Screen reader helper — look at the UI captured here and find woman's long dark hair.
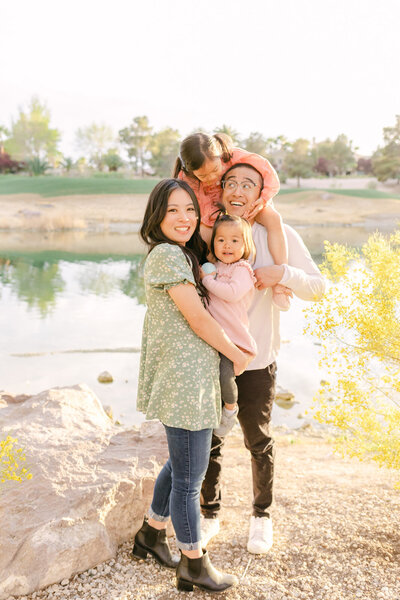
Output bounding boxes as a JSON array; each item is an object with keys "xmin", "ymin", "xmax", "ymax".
[
  {"xmin": 140, "ymin": 178, "xmax": 209, "ymax": 300},
  {"xmin": 172, "ymin": 132, "xmax": 234, "ymax": 179}
]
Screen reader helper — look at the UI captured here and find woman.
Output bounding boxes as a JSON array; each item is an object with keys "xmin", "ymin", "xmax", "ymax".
[{"xmin": 133, "ymin": 178, "xmax": 248, "ymax": 593}]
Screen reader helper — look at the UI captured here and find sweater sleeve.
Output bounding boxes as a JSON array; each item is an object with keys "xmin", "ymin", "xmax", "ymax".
[
  {"xmin": 203, "ymin": 264, "xmax": 255, "ymax": 302},
  {"xmin": 279, "ymin": 226, "xmax": 326, "ymax": 301},
  {"xmin": 232, "ymin": 148, "xmax": 280, "ymax": 205}
]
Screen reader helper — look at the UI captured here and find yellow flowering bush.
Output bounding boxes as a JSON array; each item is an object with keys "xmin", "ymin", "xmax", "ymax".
[
  {"xmin": 0, "ymin": 436, "xmax": 32, "ymax": 484},
  {"xmin": 305, "ymin": 231, "xmax": 400, "ymax": 486}
]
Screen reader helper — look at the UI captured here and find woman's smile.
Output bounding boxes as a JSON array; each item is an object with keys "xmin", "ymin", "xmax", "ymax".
[{"xmin": 160, "ymin": 188, "xmax": 198, "ymax": 245}]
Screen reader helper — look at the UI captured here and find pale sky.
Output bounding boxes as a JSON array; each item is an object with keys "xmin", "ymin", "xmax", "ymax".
[{"xmin": 1, "ymin": 0, "xmax": 399, "ymax": 157}]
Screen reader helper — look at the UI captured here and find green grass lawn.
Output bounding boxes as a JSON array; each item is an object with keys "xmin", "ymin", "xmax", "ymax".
[
  {"xmin": 1, "ymin": 175, "xmax": 399, "ymax": 200},
  {"xmin": 0, "ymin": 175, "xmax": 161, "ymax": 196}
]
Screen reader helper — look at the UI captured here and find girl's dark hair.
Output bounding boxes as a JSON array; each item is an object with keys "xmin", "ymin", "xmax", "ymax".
[
  {"xmin": 140, "ymin": 178, "xmax": 209, "ymax": 300},
  {"xmin": 210, "ymin": 211, "xmax": 256, "ymax": 262},
  {"xmin": 173, "ymin": 132, "xmax": 234, "ymax": 178}
]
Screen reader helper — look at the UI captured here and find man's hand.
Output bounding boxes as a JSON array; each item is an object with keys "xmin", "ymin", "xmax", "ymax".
[{"xmin": 254, "ymin": 265, "xmax": 285, "ymax": 290}]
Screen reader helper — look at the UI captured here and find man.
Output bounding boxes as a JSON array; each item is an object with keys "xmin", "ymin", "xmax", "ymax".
[{"xmin": 200, "ymin": 164, "xmax": 325, "ymax": 554}]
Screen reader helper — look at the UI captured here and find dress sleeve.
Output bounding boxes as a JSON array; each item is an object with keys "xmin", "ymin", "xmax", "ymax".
[
  {"xmin": 145, "ymin": 244, "xmax": 196, "ymax": 290},
  {"xmin": 232, "ymin": 148, "xmax": 280, "ymax": 206}
]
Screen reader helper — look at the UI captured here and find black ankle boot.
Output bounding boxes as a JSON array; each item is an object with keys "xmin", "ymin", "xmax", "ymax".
[
  {"xmin": 132, "ymin": 517, "xmax": 179, "ymax": 569},
  {"xmin": 176, "ymin": 550, "xmax": 238, "ymax": 592}
]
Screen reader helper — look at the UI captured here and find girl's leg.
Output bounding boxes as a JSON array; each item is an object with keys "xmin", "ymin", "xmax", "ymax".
[
  {"xmin": 214, "ymin": 354, "xmax": 238, "ymax": 437},
  {"xmin": 164, "ymin": 425, "xmax": 213, "ymax": 558},
  {"xmin": 256, "ymin": 206, "xmax": 291, "ymax": 311},
  {"xmin": 256, "ymin": 205, "xmax": 288, "ymax": 265}
]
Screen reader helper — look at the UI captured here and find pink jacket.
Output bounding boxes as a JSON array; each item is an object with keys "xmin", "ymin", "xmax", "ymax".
[
  {"xmin": 203, "ymin": 260, "xmax": 257, "ymax": 356},
  {"xmin": 178, "ymin": 147, "xmax": 280, "ymax": 227}
]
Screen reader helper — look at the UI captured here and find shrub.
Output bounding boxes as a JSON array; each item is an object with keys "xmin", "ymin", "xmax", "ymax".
[
  {"xmin": 0, "ymin": 152, "xmax": 25, "ymax": 173},
  {"xmin": 0, "ymin": 436, "xmax": 32, "ymax": 484},
  {"xmin": 305, "ymin": 233, "xmax": 400, "ymax": 486},
  {"xmin": 27, "ymin": 157, "xmax": 50, "ymax": 176}
]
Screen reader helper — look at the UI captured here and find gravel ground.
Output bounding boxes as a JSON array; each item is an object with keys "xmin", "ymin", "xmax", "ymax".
[{"xmin": 13, "ymin": 427, "xmax": 400, "ymax": 600}]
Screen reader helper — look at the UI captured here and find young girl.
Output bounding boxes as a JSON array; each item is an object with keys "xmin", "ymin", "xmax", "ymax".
[
  {"xmin": 173, "ymin": 132, "xmax": 290, "ymax": 311},
  {"xmin": 201, "ymin": 212, "xmax": 257, "ymax": 437},
  {"xmin": 133, "ymin": 178, "xmax": 249, "ymax": 593}
]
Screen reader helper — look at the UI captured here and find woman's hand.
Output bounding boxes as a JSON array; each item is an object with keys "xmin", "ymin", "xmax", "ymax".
[
  {"xmin": 233, "ymin": 350, "xmax": 253, "ymax": 376},
  {"xmin": 254, "ymin": 265, "xmax": 285, "ymax": 290}
]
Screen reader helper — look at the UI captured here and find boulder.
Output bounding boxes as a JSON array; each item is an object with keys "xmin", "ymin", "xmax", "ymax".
[{"xmin": 0, "ymin": 384, "xmax": 168, "ymax": 600}]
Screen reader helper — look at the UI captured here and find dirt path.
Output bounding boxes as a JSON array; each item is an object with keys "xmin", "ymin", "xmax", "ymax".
[{"xmin": 24, "ymin": 427, "xmax": 400, "ymax": 600}]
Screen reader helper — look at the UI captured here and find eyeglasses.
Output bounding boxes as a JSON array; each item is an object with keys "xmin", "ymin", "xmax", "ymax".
[{"xmin": 221, "ymin": 179, "xmax": 260, "ymax": 193}]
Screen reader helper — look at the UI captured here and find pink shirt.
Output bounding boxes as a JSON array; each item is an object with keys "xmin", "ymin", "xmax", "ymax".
[
  {"xmin": 203, "ymin": 260, "xmax": 257, "ymax": 356},
  {"xmin": 178, "ymin": 147, "xmax": 280, "ymax": 227}
]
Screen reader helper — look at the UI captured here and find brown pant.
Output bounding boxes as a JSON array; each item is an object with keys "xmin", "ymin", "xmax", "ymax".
[{"xmin": 200, "ymin": 362, "xmax": 276, "ymax": 519}]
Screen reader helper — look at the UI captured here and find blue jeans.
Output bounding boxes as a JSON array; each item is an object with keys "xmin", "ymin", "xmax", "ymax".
[{"xmin": 149, "ymin": 425, "xmax": 213, "ymax": 551}]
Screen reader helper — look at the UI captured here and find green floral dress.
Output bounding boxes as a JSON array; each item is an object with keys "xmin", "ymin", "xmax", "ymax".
[{"xmin": 136, "ymin": 243, "xmax": 221, "ymax": 431}]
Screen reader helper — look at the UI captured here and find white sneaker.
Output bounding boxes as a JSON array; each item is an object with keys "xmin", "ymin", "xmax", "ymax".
[
  {"xmin": 200, "ymin": 515, "xmax": 220, "ymax": 547},
  {"xmin": 247, "ymin": 516, "xmax": 273, "ymax": 554}
]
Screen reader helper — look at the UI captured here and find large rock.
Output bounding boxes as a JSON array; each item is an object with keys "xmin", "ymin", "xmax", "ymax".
[{"xmin": 0, "ymin": 384, "xmax": 168, "ymax": 600}]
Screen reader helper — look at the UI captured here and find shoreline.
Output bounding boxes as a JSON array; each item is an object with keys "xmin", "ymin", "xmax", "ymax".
[{"xmin": 0, "ymin": 190, "xmax": 399, "ymax": 229}]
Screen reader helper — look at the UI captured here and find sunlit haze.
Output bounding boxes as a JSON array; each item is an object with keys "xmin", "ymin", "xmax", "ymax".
[{"xmin": 1, "ymin": 0, "xmax": 399, "ymax": 157}]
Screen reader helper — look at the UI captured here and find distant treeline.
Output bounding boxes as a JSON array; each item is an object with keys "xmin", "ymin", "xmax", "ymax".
[{"xmin": 0, "ymin": 97, "xmax": 399, "ymax": 183}]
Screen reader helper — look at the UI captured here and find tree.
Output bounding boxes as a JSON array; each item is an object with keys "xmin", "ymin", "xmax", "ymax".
[
  {"xmin": 102, "ymin": 149, "xmax": 123, "ymax": 172},
  {"xmin": 305, "ymin": 232, "xmax": 400, "ymax": 485},
  {"xmin": 60, "ymin": 157, "xmax": 75, "ymax": 173},
  {"xmin": 119, "ymin": 116, "xmax": 152, "ymax": 176},
  {"xmin": 243, "ymin": 132, "xmax": 268, "ymax": 156},
  {"xmin": 314, "ymin": 156, "xmax": 338, "ymax": 177},
  {"xmin": 214, "ymin": 124, "xmax": 241, "ymax": 145},
  {"xmin": 283, "ymin": 138, "xmax": 314, "ymax": 186},
  {"xmin": 356, "ymin": 157, "xmax": 373, "ymax": 174},
  {"xmin": 372, "ymin": 115, "xmax": 400, "ymax": 183},
  {"xmin": 149, "ymin": 127, "xmax": 180, "ymax": 177},
  {"xmin": 75, "ymin": 123, "xmax": 115, "ymax": 171},
  {"xmin": 0, "ymin": 125, "xmax": 9, "ymax": 152},
  {"xmin": 4, "ymin": 97, "xmax": 60, "ymax": 162},
  {"xmin": 313, "ymin": 135, "xmax": 356, "ymax": 176}
]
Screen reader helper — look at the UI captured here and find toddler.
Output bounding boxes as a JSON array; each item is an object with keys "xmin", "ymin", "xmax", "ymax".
[{"xmin": 202, "ymin": 212, "xmax": 257, "ymax": 436}]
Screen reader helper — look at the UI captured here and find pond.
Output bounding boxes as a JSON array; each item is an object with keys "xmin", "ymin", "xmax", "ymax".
[{"xmin": 0, "ymin": 223, "xmax": 388, "ymax": 429}]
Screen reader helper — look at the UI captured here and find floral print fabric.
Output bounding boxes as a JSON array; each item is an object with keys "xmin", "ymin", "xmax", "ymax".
[{"xmin": 136, "ymin": 243, "xmax": 221, "ymax": 430}]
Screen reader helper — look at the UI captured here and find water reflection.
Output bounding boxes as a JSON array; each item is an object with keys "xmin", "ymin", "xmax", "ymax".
[
  {"xmin": 0, "ymin": 252, "xmax": 145, "ymax": 317},
  {"xmin": 0, "ymin": 258, "xmax": 65, "ymax": 316},
  {"xmin": 119, "ymin": 260, "xmax": 146, "ymax": 305}
]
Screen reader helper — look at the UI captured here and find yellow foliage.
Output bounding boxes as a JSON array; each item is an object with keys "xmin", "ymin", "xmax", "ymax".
[
  {"xmin": 305, "ymin": 231, "xmax": 400, "ymax": 486},
  {"xmin": 0, "ymin": 436, "xmax": 32, "ymax": 485}
]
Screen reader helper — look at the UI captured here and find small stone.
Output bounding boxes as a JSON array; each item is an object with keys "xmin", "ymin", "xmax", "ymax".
[
  {"xmin": 102, "ymin": 405, "xmax": 113, "ymax": 420},
  {"xmin": 97, "ymin": 371, "xmax": 113, "ymax": 383},
  {"xmin": 60, "ymin": 579, "xmax": 69, "ymax": 586}
]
